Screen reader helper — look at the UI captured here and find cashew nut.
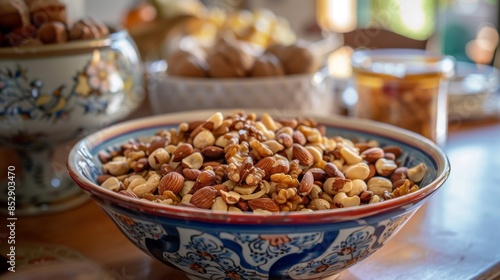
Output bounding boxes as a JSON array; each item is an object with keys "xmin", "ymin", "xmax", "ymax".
[
  {"xmin": 101, "ymin": 177, "xmax": 122, "ymax": 192},
  {"xmin": 132, "ymin": 173, "xmax": 161, "ymax": 197},
  {"xmin": 375, "ymin": 158, "xmax": 398, "ymax": 177},
  {"xmin": 211, "ymin": 197, "xmax": 228, "ymax": 212},
  {"xmin": 340, "ymin": 146, "xmax": 363, "ymax": 165},
  {"xmin": 347, "ymin": 179, "xmax": 367, "ymax": 197},
  {"xmin": 407, "ymin": 162, "xmax": 428, "ymax": 182},
  {"xmin": 333, "ymin": 192, "xmax": 361, "ymax": 208},
  {"xmin": 343, "ymin": 162, "xmax": 370, "ymax": 180},
  {"xmin": 367, "ymin": 176, "xmax": 393, "ymax": 196}
]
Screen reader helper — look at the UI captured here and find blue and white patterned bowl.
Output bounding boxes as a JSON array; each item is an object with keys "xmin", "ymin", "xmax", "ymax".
[{"xmin": 67, "ymin": 110, "xmax": 450, "ymax": 280}]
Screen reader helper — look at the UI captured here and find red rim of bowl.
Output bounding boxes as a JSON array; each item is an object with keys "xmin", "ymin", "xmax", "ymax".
[{"xmin": 67, "ymin": 109, "xmax": 450, "ymax": 225}]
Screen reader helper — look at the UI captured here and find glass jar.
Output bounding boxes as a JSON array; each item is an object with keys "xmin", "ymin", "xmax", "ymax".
[{"xmin": 351, "ymin": 49, "xmax": 455, "ymax": 146}]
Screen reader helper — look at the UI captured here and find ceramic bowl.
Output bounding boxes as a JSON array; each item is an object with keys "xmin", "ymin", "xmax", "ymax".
[
  {"xmin": 147, "ymin": 63, "xmax": 333, "ymax": 115},
  {"xmin": 67, "ymin": 110, "xmax": 449, "ymax": 280},
  {"xmin": 0, "ymin": 30, "xmax": 145, "ymax": 215}
]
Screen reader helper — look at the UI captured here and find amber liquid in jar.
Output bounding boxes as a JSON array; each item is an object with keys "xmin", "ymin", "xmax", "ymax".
[{"xmin": 351, "ymin": 50, "xmax": 453, "ymax": 146}]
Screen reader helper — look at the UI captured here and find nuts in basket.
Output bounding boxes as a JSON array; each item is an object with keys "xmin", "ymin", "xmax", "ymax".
[
  {"xmin": 97, "ymin": 111, "xmax": 428, "ymax": 213},
  {"xmin": 0, "ymin": 0, "xmax": 110, "ymax": 47},
  {"xmin": 166, "ymin": 39, "xmax": 318, "ymax": 78}
]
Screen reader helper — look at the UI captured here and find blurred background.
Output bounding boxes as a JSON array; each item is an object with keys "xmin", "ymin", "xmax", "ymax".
[
  {"xmin": 80, "ymin": 0, "xmax": 499, "ymax": 120},
  {"xmin": 82, "ymin": 0, "xmax": 499, "ymax": 69}
]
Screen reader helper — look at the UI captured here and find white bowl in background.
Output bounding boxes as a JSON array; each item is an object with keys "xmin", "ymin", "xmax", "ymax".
[{"xmin": 146, "ymin": 61, "xmax": 334, "ymax": 115}]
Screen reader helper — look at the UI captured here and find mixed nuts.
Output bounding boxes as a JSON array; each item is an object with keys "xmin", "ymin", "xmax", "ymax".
[{"xmin": 97, "ymin": 111, "xmax": 428, "ymax": 213}]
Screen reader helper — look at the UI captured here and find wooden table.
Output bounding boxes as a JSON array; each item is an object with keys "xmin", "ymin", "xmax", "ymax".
[{"xmin": 3, "ymin": 116, "xmax": 500, "ymax": 280}]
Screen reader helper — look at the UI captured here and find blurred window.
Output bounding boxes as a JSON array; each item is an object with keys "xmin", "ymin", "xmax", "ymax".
[
  {"xmin": 317, "ymin": 0, "xmax": 499, "ymax": 65},
  {"xmin": 317, "ymin": 0, "xmax": 436, "ymax": 40}
]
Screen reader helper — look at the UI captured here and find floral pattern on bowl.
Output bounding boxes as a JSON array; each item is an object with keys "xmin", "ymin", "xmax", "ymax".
[{"xmin": 101, "ymin": 205, "xmax": 413, "ymax": 280}]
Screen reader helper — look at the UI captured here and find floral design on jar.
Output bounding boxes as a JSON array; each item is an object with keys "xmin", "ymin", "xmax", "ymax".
[
  {"xmin": 0, "ymin": 50, "xmax": 134, "ymax": 123},
  {"xmin": 75, "ymin": 51, "xmax": 125, "ymax": 97}
]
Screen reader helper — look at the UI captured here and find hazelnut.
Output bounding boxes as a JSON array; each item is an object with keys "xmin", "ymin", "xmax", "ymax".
[
  {"xmin": 249, "ymin": 54, "xmax": 284, "ymax": 77},
  {"xmin": 69, "ymin": 18, "xmax": 109, "ymax": 41},
  {"xmin": 29, "ymin": 0, "xmax": 67, "ymax": 27},
  {"xmin": 266, "ymin": 43, "xmax": 318, "ymax": 75},
  {"xmin": 207, "ymin": 42, "xmax": 255, "ymax": 78},
  {"xmin": 37, "ymin": 21, "xmax": 67, "ymax": 44},
  {"xmin": 265, "ymin": 44, "xmax": 287, "ymax": 59},
  {"xmin": 166, "ymin": 51, "xmax": 208, "ymax": 78},
  {"xmin": 0, "ymin": 0, "xmax": 30, "ymax": 33}
]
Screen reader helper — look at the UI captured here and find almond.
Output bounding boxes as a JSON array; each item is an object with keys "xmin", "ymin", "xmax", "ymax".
[
  {"xmin": 158, "ymin": 172, "xmax": 185, "ymax": 195},
  {"xmin": 384, "ymin": 152, "xmax": 396, "ymax": 161},
  {"xmin": 292, "ymin": 130, "xmax": 307, "ymax": 145},
  {"xmin": 201, "ymin": 145, "xmax": 225, "ymax": 159},
  {"xmin": 360, "ymin": 147, "xmax": 384, "ymax": 163},
  {"xmin": 254, "ymin": 156, "xmax": 276, "ymax": 174},
  {"xmin": 189, "ymin": 121, "xmax": 214, "ymax": 139},
  {"xmin": 324, "ymin": 162, "xmax": 344, "ymax": 178},
  {"xmin": 177, "ymin": 202, "xmax": 199, "ymax": 209},
  {"xmin": 292, "ymin": 143, "xmax": 314, "ymax": 166},
  {"xmin": 147, "ymin": 136, "xmax": 168, "ymax": 155},
  {"xmin": 382, "ymin": 145, "xmax": 403, "ymax": 158},
  {"xmin": 190, "ymin": 186, "xmax": 217, "ymax": 209},
  {"xmin": 202, "ymin": 161, "xmax": 222, "ymax": 169},
  {"xmin": 188, "ymin": 120, "xmax": 204, "ymax": 131},
  {"xmin": 183, "ymin": 168, "xmax": 201, "ymax": 181},
  {"xmin": 248, "ymin": 198, "xmax": 279, "ymax": 212},
  {"xmin": 118, "ymin": 189, "xmax": 139, "ymax": 198},
  {"xmin": 306, "ymin": 168, "xmax": 327, "ymax": 182},
  {"xmin": 298, "ymin": 171, "xmax": 314, "ymax": 196},
  {"xmin": 190, "ymin": 169, "xmax": 216, "ymax": 193},
  {"xmin": 276, "ymin": 133, "xmax": 293, "ymax": 148},
  {"xmin": 237, "ymin": 201, "xmax": 249, "ymax": 211},
  {"xmin": 354, "ymin": 142, "xmax": 372, "ymax": 153},
  {"xmin": 367, "ymin": 164, "xmax": 376, "ymax": 180},
  {"xmin": 98, "ymin": 151, "xmax": 110, "ymax": 163},
  {"xmin": 390, "ymin": 167, "xmax": 408, "ymax": 183},
  {"xmin": 393, "ymin": 178, "xmax": 414, "ymax": 189},
  {"xmin": 276, "ymin": 118, "xmax": 298, "ymax": 129},
  {"xmin": 172, "ymin": 143, "xmax": 194, "ymax": 162},
  {"xmin": 160, "ymin": 163, "xmax": 174, "ymax": 175},
  {"xmin": 359, "ymin": 190, "xmax": 373, "ymax": 203}
]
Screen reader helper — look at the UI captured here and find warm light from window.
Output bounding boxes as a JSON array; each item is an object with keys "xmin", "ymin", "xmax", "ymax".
[
  {"xmin": 316, "ymin": 0, "xmax": 357, "ymax": 33},
  {"xmin": 477, "ymin": 24, "xmax": 499, "ymax": 51},
  {"xmin": 400, "ymin": 0, "xmax": 426, "ymax": 32},
  {"xmin": 466, "ymin": 24, "xmax": 499, "ymax": 64},
  {"xmin": 327, "ymin": 46, "xmax": 354, "ymax": 78},
  {"xmin": 371, "ymin": 0, "xmax": 434, "ymax": 40}
]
